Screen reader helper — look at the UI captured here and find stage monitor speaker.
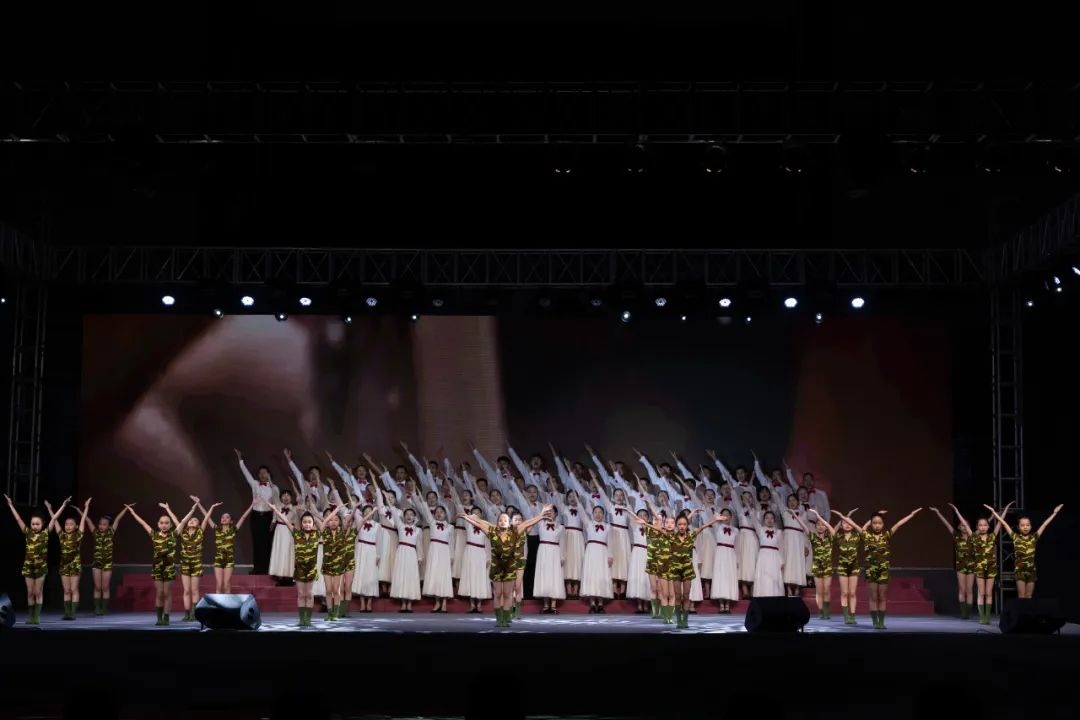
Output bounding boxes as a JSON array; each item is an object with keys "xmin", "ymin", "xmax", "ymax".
[
  {"xmin": 0, "ymin": 593, "xmax": 14, "ymax": 629},
  {"xmin": 744, "ymin": 596, "xmax": 810, "ymax": 632},
  {"xmin": 999, "ymin": 598, "xmax": 1066, "ymax": 635},
  {"xmin": 194, "ymin": 593, "xmax": 262, "ymax": 630}
]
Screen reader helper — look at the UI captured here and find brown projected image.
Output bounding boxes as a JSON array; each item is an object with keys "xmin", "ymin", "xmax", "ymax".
[{"xmin": 81, "ymin": 313, "xmax": 954, "ymax": 566}]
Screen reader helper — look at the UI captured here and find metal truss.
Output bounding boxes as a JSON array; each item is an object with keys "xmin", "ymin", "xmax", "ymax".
[
  {"xmin": 45, "ymin": 246, "xmax": 988, "ymax": 288},
  {"xmin": 990, "ymin": 286, "xmax": 1024, "ymax": 608},
  {"xmin": 994, "ymin": 192, "xmax": 1080, "ymax": 281},
  {"xmin": 6, "ymin": 283, "xmax": 47, "ymax": 506},
  {"xmin": 0, "ymin": 223, "xmax": 43, "ymax": 279},
  {"xmin": 3, "ymin": 80, "xmax": 1078, "ymax": 144}
]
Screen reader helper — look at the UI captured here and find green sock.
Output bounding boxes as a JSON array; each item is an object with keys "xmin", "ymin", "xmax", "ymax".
[
  {"xmin": 513, "ymin": 603, "xmax": 521, "ymax": 619},
  {"xmin": 822, "ymin": 601, "xmax": 830, "ymax": 619},
  {"xmin": 155, "ymin": 606, "xmax": 163, "ymax": 624},
  {"xmin": 650, "ymin": 598, "xmax": 658, "ymax": 617},
  {"xmin": 340, "ymin": 601, "xmax": 350, "ymax": 617},
  {"xmin": 878, "ymin": 611, "xmax": 887, "ymax": 629},
  {"xmin": 93, "ymin": 598, "xmax": 101, "ymax": 615},
  {"xmin": 959, "ymin": 602, "xmax": 968, "ymax": 619},
  {"xmin": 664, "ymin": 605, "xmax": 674, "ymax": 624}
]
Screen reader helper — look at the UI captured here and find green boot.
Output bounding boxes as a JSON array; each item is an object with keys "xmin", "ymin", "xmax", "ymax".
[
  {"xmin": 650, "ymin": 598, "xmax": 658, "ymax": 618},
  {"xmin": 101, "ymin": 597, "xmax": 109, "ymax": 615},
  {"xmin": 878, "ymin": 611, "xmax": 887, "ymax": 629},
  {"xmin": 305, "ymin": 607, "xmax": 314, "ymax": 626},
  {"xmin": 959, "ymin": 602, "xmax": 969, "ymax": 619},
  {"xmin": 822, "ymin": 601, "xmax": 831, "ymax": 619},
  {"xmin": 26, "ymin": 604, "xmax": 37, "ymax": 625},
  {"xmin": 818, "ymin": 604, "xmax": 826, "ymax": 620},
  {"xmin": 61, "ymin": 601, "xmax": 71, "ymax": 619},
  {"xmin": 663, "ymin": 605, "xmax": 674, "ymax": 625},
  {"xmin": 980, "ymin": 604, "xmax": 991, "ymax": 625},
  {"xmin": 93, "ymin": 598, "xmax": 101, "ymax": 615},
  {"xmin": 339, "ymin": 602, "xmax": 350, "ymax": 618},
  {"xmin": 155, "ymin": 606, "xmax": 164, "ymax": 626},
  {"xmin": 513, "ymin": 602, "xmax": 521, "ymax": 619},
  {"xmin": 677, "ymin": 606, "xmax": 689, "ymax": 629}
]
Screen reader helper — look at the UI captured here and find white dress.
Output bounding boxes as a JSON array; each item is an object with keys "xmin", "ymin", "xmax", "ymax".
[
  {"xmin": 626, "ymin": 523, "xmax": 652, "ymax": 600},
  {"xmin": 452, "ymin": 510, "xmax": 470, "ymax": 580},
  {"xmin": 562, "ymin": 505, "xmax": 585, "ymax": 582},
  {"xmin": 689, "ymin": 547, "xmax": 703, "ymax": 602},
  {"xmin": 753, "ymin": 526, "xmax": 784, "ymax": 597},
  {"xmin": 608, "ymin": 506, "xmax": 632, "ymax": 582},
  {"xmin": 736, "ymin": 508, "xmax": 758, "ymax": 583},
  {"xmin": 709, "ymin": 523, "xmax": 740, "ymax": 601},
  {"xmin": 581, "ymin": 522, "xmax": 614, "ymax": 599},
  {"xmin": 422, "ymin": 519, "xmax": 454, "ymax": 599},
  {"xmin": 268, "ymin": 507, "xmax": 297, "ymax": 578},
  {"xmin": 377, "ymin": 507, "xmax": 398, "ymax": 584},
  {"xmin": 390, "ymin": 521, "xmax": 422, "ymax": 601},
  {"xmin": 457, "ymin": 524, "xmax": 492, "ymax": 599},
  {"xmin": 312, "ymin": 543, "xmax": 326, "ymax": 597},
  {"xmin": 695, "ymin": 504, "xmax": 717, "ymax": 580},
  {"xmin": 780, "ymin": 509, "xmax": 808, "ymax": 585},
  {"xmin": 351, "ymin": 519, "xmax": 381, "ymax": 597},
  {"xmin": 532, "ymin": 520, "xmax": 566, "ymax": 599}
]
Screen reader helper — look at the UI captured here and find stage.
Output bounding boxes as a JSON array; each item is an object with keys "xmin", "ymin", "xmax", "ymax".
[{"xmin": 2, "ymin": 612, "xmax": 1079, "ymax": 720}]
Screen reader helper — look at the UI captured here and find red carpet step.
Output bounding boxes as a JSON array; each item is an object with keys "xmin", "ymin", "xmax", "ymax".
[{"xmin": 112, "ymin": 573, "xmax": 936, "ymax": 614}]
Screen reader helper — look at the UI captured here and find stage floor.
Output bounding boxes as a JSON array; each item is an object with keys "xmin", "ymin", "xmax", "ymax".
[{"xmin": 12, "ymin": 610, "xmax": 1080, "ymax": 635}]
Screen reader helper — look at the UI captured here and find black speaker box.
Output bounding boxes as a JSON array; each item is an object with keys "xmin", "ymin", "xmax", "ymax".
[
  {"xmin": 193, "ymin": 593, "xmax": 262, "ymax": 630},
  {"xmin": 0, "ymin": 593, "xmax": 14, "ymax": 629},
  {"xmin": 999, "ymin": 598, "xmax": 1066, "ymax": 634},
  {"xmin": 744, "ymin": 596, "xmax": 811, "ymax": 632}
]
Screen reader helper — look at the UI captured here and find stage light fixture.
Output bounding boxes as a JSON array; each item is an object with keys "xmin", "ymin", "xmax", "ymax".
[
  {"xmin": 621, "ymin": 310, "xmax": 632, "ymax": 323},
  {"xmin": 744, "ymin": 316, "xmax": 753, "ymax": 325},
  {"xmin": 0, "ymin": 297, "xmax": 6, "ymax": 304},
  {"xmin": 718, "ymin": 297, "xmax": 733, "ymax": 308},
  {"xmin": 779, "ymin": 141, "xmax": 806, "ymax": 174},
  {"xmin": 212, "ymin": 308, "xmax": 224, "ymax": 318},
  {"xmin": 275, "ymin": 312, "xmax": 288, "ymax": 321},
  {"xmin": 654, "ymin": 297, "xmax": 667, "ymax": 308},
  {"xmin": 432, "ymin": 298, "xmax": 444, "ymax": 308},
  {"xmin": 343, "ymin": 315, "xmax": 353, "ymax": 324},
  {"xmin": 624, "ymin": 143, "xmax": 648, "ymax": 174},
  {"xmin": 783, "ymin": 297, "xmax": 798, "ymax": 309},
  {"xmin": 538, "ymin": 297, "xmax": 552, "ymax": 309},
  {"xmin": 850, "ymin": 296, "xmax": 866, "ymax": 309},
  {"xmin": 905, "ymin": 145, "xmax": 931, "ymax": 174},
  {"xmin": 590, "ymin": 298, "xmax": 603, "ymax": 308},
  {"xmin": 299, "ymin": 296, "xmax": 312, "ymax": 307},
  {"xmin": 680, "ymin": 315, "xmax": 687, "ymax": 322},
  {"xmin": 410, "ymin": 313, "xmax": 419, "ymax": 321},
  {"xmin": 814, "ymin": 312, "xmax": 824, "ymax": 324},
  {"xmin": 365, "ymin": 296, "xmax": 378, "ymax": 307},
  {"xmin": 1073, "ymin": 266, "xmax": 1080, "ymax": 277},
  {"xmin": 702, "ymin": 144, "xmax": 729, "ymax": 174},
  {"xmin": 1025, "ymin": 299, "xmax": 1035, "ymax": 308},
  {"xmin": 1055, "ymin": 286, "xmax": 1063, "ymax": 293},
  {"xmin": 161, "ymin": 295, "xmax": 176, "ymax": 306},
  {"xmin": 1052, "ymin": 275, "xmax": 1062, "ymax": 286},
  {"xmin": 241, "ymin": 295, "xmax": 255, "ymax": 307}
]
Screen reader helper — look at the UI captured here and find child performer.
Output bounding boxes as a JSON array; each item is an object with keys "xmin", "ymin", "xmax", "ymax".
[
  {"xmin": 708, "ymin": 507, "xmax": 739, "ymax": 614},
  {"xmin": 7, "ymin": 495, "xmax": 67, "ymax": 624},
  {"xmin": 533, "ymin": 505, "xmax": 566, "ymax": 613},
  {"xmin": 632, "ymin": 508, "xmax": 721, "ymax": 628},
  {"xmin": 459, "ymin": 505, "xmax": 551, "ymax": 627},
  {"xmin": 269, "ymin": 486, "xmax": 302, "ymax": 586},
  {"xmin": 389, "ymin": 501, "xmax": 423, "ymax": 613},
  {"xmin": 551, "ymin": 481, "xmax": 584, "ymax": 598},
  {"xmin": 780, "ymin": 494, "xmax": 809, "ymax": 597},
  {"xmin": 968, "ymin": 501, "xmax": 1013, "ymax": 624},
  {"xmin": 268, "ymin": 503, "xmax": 326, "ymax": 626},
  {"xmin": 54, "ymin": 497, "xmax": 92, "ymax": 620},
  {"xmin": 199, "ymin": 500, "xmax": 255, "ymax": 594},
  {"xmin": 929, "ymin": 504, "xmax": 975, "ymax": 618},
  {"xmin": 412, "ymin": 496, "xmax": 455, "ymax": 613},
  {"xmin": 126, "ymin": 503, "xmax": 188, "ymax": 625},
  {"xmin": 734, "ymin": 490, "xmax": 759, "ymax": 599},
  {"xmin": 176, "ymin": 498, "xmax": 213, "ymax": 621},
  {"xmin": 457, "ymin": 506, "xmax": 493, "ymax": 612},
  {"xmin": 831, "ymin": 509, "xmax": 862, "ymax": 624},
  {"xmin": 985, "ymin": 502, "xmax": 1063, "ymax": 600},
  {"xmin": 837, "ymin": 507, "xmax": 922, "ymax": 629},
  {"xmin": 87, "ymin": 503, "xmax": 130, "ymax": 615},
  {"xmin": 349, "ymin": 503, "xmax": 381, "ymax": 612},
  {"xmin": 320, "ymin": 502, "xmax": 355, "ymax": 621},
  {"xmin": 626, "ymin": 508, "xmax": 654, "ymax": 614},
  {"xmin": 804, "ymin": 509, "xmax": 836, "ymax": 619}
]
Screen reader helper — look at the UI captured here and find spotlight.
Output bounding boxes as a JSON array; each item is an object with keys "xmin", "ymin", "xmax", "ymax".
[
  {"xmin": 365, "ymin": 296, "xmax": 378, "ymax": 307},
  {"xmin": 624, "ymin": 143, "xmax": 647, "ymax": 174},
  {"xmin": 1073, "ymin": 266, "xmax": 1080, "ymax": 277},
  {"xmin": 161, "ymin": 295, "xmax": 176, "ymax": 307},
  {"xmin": 1052, "ymin": 275, "xmax": 1062, "ymax": 286},
  {"xmin": 654, "ymin": 297, "xmax": 667, "ymax": 308},
  {"xmin": 343, "ymin": 315, "xmax": 353, "ymax": 324},
  {"xmin": 299, "ymin": 296, "xmax": 312, "ymax": 307},
  {"xmin": 275, "ymin": 312, "xmax": 288, "ymax": 322},
  {"xmin": 621, "ymin": 310, "xmax": 632, "ymax": 323},
  {"xmin": 850, "ymin": 296, "xmax": 866, "ymax": 309},
  {"xmin": 680, "ymin": 314, "xmax": 687, "ymax": 322},
  {"xmin": 718, "ymin": 297, "xmax": 733, "ymax": 308},
  {"xmin": 1024, "ymin": 299, "xmax": 1035, "ymax": 308},
  {"xmin": 432, "ymin": 298, "xmax": 444, "ymax": 308},
  {"xmin": 744, "ymin": 316, "xmax": 753, "ymax": 325},
  {"xmin": 783, "ymin": 297, "xmax": 798, "ymax": 309},
  {"xmin": 212, "ymin": 308, "xmax": 224, "ymax": 318},
  {"xmin": 590, "ymin": 298, "xmax": 603, "ymax": 308},
  {"xmin": 779, "ymin": 140, "xmax": 807, "ymax": 174},
  {"xmin": 905, "ymin": 145, "xmax": 931, "ymax": 175},
  {"xmin": 241, "ymin": 295, "xmax": 255, "ymax": 307},
  {"xmin": 1055, "ymin": 286, "xmax": 1063, "ymax": 294},
  {"xmin": 701, "ymin": 144, "xmax": 729, "ymax": 174},
  {"xmin": 538, "ymin": 297, "xmax": 552, "ymax": 309},
  {"xmin": 410, "ymin": 313, "xmax": 419, "ymax": 321},
  {"xmin": 0, "ymin": 297, "xmax": 6, "ymax": 304},
  {"xmin": 975, "ymin": 142, "xmax": 1007, "ymax": 174},
  {"xmin": 814, "ymin": 312, "xmax": 824, "ymax": 324}
]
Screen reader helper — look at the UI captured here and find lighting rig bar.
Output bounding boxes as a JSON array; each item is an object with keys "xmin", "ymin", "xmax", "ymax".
[{"xmin": 995, "ymin": 191, "xmax": 1080, "ymax": 280}]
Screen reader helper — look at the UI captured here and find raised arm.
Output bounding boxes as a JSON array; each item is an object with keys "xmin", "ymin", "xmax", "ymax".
[
  {"xmin": 45, "ymin": 498, "xmax": 71, "ymax": 533},
  {"xmin": 583, "ymin": 444, "xmax": 613, "ymax": 485},
  {"xmin": 401, "ymin": 442, "xmax": 432, "ymax": 491},
  {"xmin": 889, "ymin": 507, "xmax": 922, "ymax": 535},
  {"xmin": 782, "ymin": 460, "xmax": 800, "ymax": 493},
  {"xmin": 928, "ymin": 507, "xmax": 954, "ymax": 534},
  {"xmin": 4, "ymin": 494, "xmax": 27, "ymax": 531},
  {"xmin": 831, "ymin": 509, "xmax": 861, "ymax": 531},
  {"xmin": 517, "ymin": 505, "xmax": 555, "ymax": 534},
  {"xmin": 234, "ymin": 501, "xmax": 256, "ymax": 529},
  {"xmin": 1036, "ymin": 504, "xmax": 1064, "ymax": 537},
  {"xmin": 235, "ymin": 448, "xmax": 260, "ymax": 492},
  {"xmin": 588, "ymin": 471, "xmax": 614, "ymax": 515},
  {"xmin": 171, "ymin": 501, "xmax": 198, "ymax": 534},
  {"xmin": 459, "ymin": 512, "xmax": 494, "ymax": 534},
  {"xmin": 751, "ymin": 452, "xmax": 769, "ymax": 486},
  {"xmin": 110, "ymin": 505, "xmax": 130, "ymax": 533},
  {"xmin": 635, "ymin": 448, "xmax": 661, "ymax": 488},
  {"xmin": 201, "ymin": 502, "xmax": 222, "ymax": 530},
  {"xmin": 470, "ymin": 444, "xmax": 501, "ymax": 485},
  {"xmin": 126, "ymin": 505, "xmax": 154, "ymax": 536},
  {"xmin": 76, "ymin": 498, "xmax": 92, "ymax": 535},
  {"xmin": 268, "ymin": 503, "xmax": 295, "ymax": 531},
  {"xmin": 706, "ymin": 449, "xmax": 735, "ymax": 486},
  {"xmin": 947, "ymin": 503, "xmax": 972, "ymax": 535},
  {"xmin": 982, "ymin": 504, "xmax": 1013, "ymax": 536},
  {"xmin": 507, "ymin": 446, "xmax": 534, "ymax": 485},
  {"xmin": 806, "ymin": 508, "xmax": 835, "ymax": 536}
]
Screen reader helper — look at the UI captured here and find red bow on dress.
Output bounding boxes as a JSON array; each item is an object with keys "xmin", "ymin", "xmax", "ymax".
[
  {"xmin": 591, "ymin": 493, "xmax": 600, "ymax": 499},
  {"xmin": 258, "ymin": 481, "xmax": 268, "ymax": 486},
  {"xmin": 405, "ymin": 527, "xmax": 414, "ymax": 536},
  {"xmin": 594, "ymin": 524, "xmax": 605, "ymax": 532},
  {"xmin": 545, "ymin": 523, "xmax": 556, "ymax": 531},
  {"xmin": 760, "ymin": 503, "xmax": 770, "ymax": 510},
  {"xmin": 473, "ymin": 527, "xmax": 482, "ymax": 535},
  {"xmin": 803, "ymin": 504, "xmax": 811, "ymax": 511},
  {"xmin": 363, "ymin": 522, "xmax": 372, "ymax": 530},
  {"xmin": 615, "ymin": 508, "xmax": 624, "ymax": 516},
  {"xmin": 765, "ymin": 530, "xmax": 775, "ymax": 539},
  {"xmin": 569, "ymin": 509, "xmax": 578, "ymax": 517},
  {"xmin": 384, "ymin": 510, "xmax": 393, "ymax": 520},
  {"xmin": 436, "ymin": 522, "xmax": 445, "ymax": 531},
  {"xmin": 722, "ymin": 527, "xmax": 732, "ymax": 536}
]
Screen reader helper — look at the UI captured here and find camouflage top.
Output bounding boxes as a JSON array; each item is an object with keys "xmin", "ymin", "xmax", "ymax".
[
  {"xmin": 668, "ymin": 530, "xmax": 698, "ymax": 565},
  {"xmin": 834, "ymin": 530, "xmax": 861, "ymax": 569},
  {"xmin": 179, "ymin": 528, "xmax": 205, "ymax": 565},
  {"xmin": 969, "ymin": 531, "xmax": 997, "ymax": 575},
  {"xmin": 647, "ymin": 527, "xmax": 672, "ymax": 570},
  {"xmin": 953, "ymin": 529, "xmax": 973, "ymax": 570},
  {"xmin": 486, "ymin": 528, "xmax": 522, "ymax": 580},
  {"xmin": 1010, "ymin": 531, "xmax": 1037, "ymax": 575},
  {"xmin": 215, "ymin": 525, "xmax": 237, "ymax": 554},
  {"xmin": 809, "ymin": 532, "xmax": 833, "ymax": 568},
  {"xmin": 152, "ymin": 531, "xmax": 177, "ymax": 565},
  {"xmin": 24, "ymin": 527, "xmax": 48, "ymax": 563},
  {"xmin": 92, "ymin": 527, "xmax": 115, "ymax": 567},
  {"xmin": 292, "ymin": 529, "xmax": 321, "ymax": 576},
  {"xmin": 59, "ymin": 530, "xmax": 84, "ymax": 570},
  {"xmin": 863, "ymin": 529, "xmax": 891, "ymax": 569}
]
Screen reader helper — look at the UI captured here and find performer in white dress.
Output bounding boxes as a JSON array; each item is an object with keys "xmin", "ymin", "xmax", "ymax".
[
  {"xmin": 457, "ymin": 506, "xmax": 493, "ymax": 612},
  {"xmin": 750, "ymin": 508, "xmax": 785, "ymax": 597},
  {"xmin": 268, "ymin": 487, "xmax": 301, "ymax": 584},
  {"xmin": 709, "ymin": 507, "xmax": 739, "ymax": 612},
  {"xmin": 412, "ymin": 496, "xmax": 454, "ymax": 612},
  {"xmin": 550, "ymin": 480, "xmax": 584, "ymax": 597},
  {"xmin": 363, "ymin": 455, "xmax": 401, "ymax": 595},
  {"xmin": 780, "ymin": 493, "xmax": 809, "ymax": 596},
  {"xmin": 389, "ymin": 505, "xmax": 423, "ymax": 612},
  {"xmin": 734, "ymin": 490, "xmax": 759, "ymax": 598},
  {"xmin": 626, "ymin": 508, "xmax": 653, "ymax": 612},
  {"xmin": 350, "ymin": 503, "xmax": 381, "ymax": 611},
  {"xmin": 580, "ymin": 501, "xmax": 614, "ymax": 612},
  {"xmin": 607, "ymin": 488, "xmax": 633, "ymax": 598},
  {"xmin": 532, "ymin": 507, "xmax": 566, "ymax": 613}
]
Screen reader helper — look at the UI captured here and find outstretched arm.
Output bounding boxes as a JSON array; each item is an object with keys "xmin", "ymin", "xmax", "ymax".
[
  {"xmin": 1036, "ymin": 504, "xmax": 1064, "ymax": 537},
  {"xmin": 831, "ymin": 509, "xmax": 861, "ymax": 531},
  {"xmin": 268, "ymin": 504, "xmax": 295, "ymax": 531},
  {"xmin": 789, "ymin": 508, "xmax": 811, "ymax": 534},
  {"xmin": 518, "ymin": 505, "xmax": 555, "ymax": 534},
  {"xmin": 890, "ymin": 508, "xmax": 922, "ymax": 535},
  {"xmin": 201, "ymin": 502, "xmax": 222, "ymax": 530},
  {"xmin": 46, "ymin": 498, "xmax": 72, "ymax": 533},
  {"xmin": 126, "ymin": 505, "xmax": 154, "ymax": 536},
  {"xmin": 78, "ymin": 498, "xmax": 92, "ymax": 535},
  {"xmin": 459, "ymin": 512, "xmax": 494, "ymax": 534},
  {"xmin": 982, "ymin": 504, "xmax": 1013, "ymax": 537},
  {"xmin": 807, "ymin": 509, "xmax": 835, "ymax": 536},
  {"xmin": 4, "ymin": 494, "xmax": 27, "ymax": 531},
  {"xmin": 110, "ymin": 505, "xmax": 130, "ymax": 533},
  {"xmin": 928, "ymin": 507, "xmax": 954, "ymax": 534},
  {"xmin": 171, "ymin": 502, "xmax": 198, "ymax": 534},
  {"xmin": 234, "ymin": 501, "xmax": 256, "ymax": 529},
  {"xmin": 947, "ymin": 503, "xmax": 972, "ymax": 535}
]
